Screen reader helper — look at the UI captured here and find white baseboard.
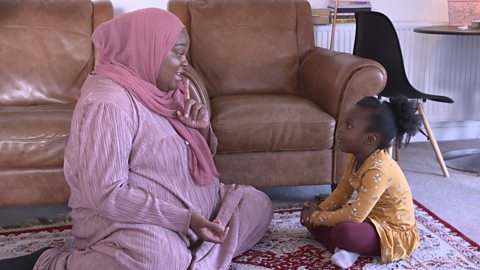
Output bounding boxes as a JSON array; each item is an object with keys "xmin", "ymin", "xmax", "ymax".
[{"xmin": 411, "ymin": 120, "xmax": 480, "ymax": 142}]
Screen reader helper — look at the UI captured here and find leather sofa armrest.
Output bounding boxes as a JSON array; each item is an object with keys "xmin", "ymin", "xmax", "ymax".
[
  {"xmin": 92, "ymin": 0, "xmax": 113, "ymax": 64},
  {"xmin": 299, "ymin": 47, "xmax": 386, "ymax": 123},
  {"xmin": 300, "ymin": 47, "xmax": 386, "ymax": 185},
  {"xmin": 181, "ymin": 65, "xmax": 211, "ymax": 118}
]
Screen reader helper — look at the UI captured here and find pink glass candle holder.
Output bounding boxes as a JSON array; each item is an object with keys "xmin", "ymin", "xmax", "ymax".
[{"xmin": 448, "ymin": 0, "xmax": 480, "ymax": 26}]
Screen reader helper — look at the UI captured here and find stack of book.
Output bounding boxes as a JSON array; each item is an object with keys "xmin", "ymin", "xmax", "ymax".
[
  {"xmin": 312, "ymin": 8, "xmax": 331, "ymax": 25},
  {"xmin": 328, "ymin": 0, "xmax": 371, "ymax": 24}
]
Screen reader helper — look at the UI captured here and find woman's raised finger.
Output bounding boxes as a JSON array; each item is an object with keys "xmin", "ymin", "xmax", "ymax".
[
  {"xmin": 184, "ymin": 79, "xmax": 191, "ymax": 100},
  {"xmin": 183, "ymin": 98, "xmax": 195, "ymax": 118},
  {"xmin": 190, "ymin": 103, "xmax": 203, "ymax": 121}
]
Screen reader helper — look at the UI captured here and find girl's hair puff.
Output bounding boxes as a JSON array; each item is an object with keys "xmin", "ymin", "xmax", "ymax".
[{"xmin": 356, "ymin": 96, "xmax": 421, "ymax": 149}]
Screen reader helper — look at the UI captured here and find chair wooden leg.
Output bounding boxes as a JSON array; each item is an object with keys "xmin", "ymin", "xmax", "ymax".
[
  {"xmin": 389, "ymin": 140, "xmax": 400, "ymax": 160},
  {"xmin": 395, "ymin": 145, "xmax": 401, "ymax": 161},
  {"xmin": 387, "ymin": 146, "xmax": 393, "ymax": 157},
  {"xmin": 417, "ymin": 103, "xmax": 449, "ymax": 177}
]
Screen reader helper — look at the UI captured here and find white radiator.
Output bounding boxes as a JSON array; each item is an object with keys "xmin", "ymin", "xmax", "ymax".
[{"xmin": 314, "ymin": 23, "xmax": 480, "ymax": 123}]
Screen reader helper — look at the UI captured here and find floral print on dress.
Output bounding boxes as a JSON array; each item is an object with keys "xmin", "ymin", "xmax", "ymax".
[{"xmin": 374, "ymin": 173, "xmax": 382, "ymax": 182}]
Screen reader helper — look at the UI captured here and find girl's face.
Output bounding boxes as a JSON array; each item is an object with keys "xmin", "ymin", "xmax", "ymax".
[
  {"xmin": 337, "ymin": 106, "xmax": 374, "ymax": 156},
  {"xmin": 156, "ymin": 29, "xmax": 190, "ymax": 91}
]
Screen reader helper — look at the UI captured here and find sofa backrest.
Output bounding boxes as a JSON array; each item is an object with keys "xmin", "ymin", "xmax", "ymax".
[
  {"xmin": 169, "ymin": 0, "xmax": 315, "ymax": 98},
  {"xmin": 0, "ymin": 0, "xmax": 94, "ymax": 106}
]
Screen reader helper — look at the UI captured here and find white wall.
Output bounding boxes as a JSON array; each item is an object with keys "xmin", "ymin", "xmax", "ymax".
[
  {"xmin": 370, "ymin": 0, "xmax": 448, "ymax": 22},
  {"xmin": 110, "ymin": 0, "xmax": 166, "ymax": 16},
  {"xmin": 313, "ymin": 0, "xmax": 449, "ymax": 22},
  {"xmin": 110, "ymin": 0, "xmax": 449, "ymax": 23}
]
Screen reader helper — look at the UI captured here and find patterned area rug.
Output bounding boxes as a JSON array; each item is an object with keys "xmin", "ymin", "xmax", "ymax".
[{"xmin": 1, "ymin": 200, "xmax": 479, "ymax": 269}]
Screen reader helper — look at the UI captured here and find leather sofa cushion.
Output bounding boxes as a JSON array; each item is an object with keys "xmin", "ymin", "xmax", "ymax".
[
  {"xmin": 211, "ymin": 94, "xmax": 335, "ymax": 153},
  {"xmin": 189, "ymin": 0, "xmax": 300, "ymax": 98},
  {"xmin": 0, "ymin": 104, "xmax": 73, "ymax": 168},
  {"xmin": 0, "ymin": 0, "xmax": 93, "ymax": 106}
]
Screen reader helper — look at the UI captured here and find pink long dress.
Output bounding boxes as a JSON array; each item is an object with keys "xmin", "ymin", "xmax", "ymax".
[{"xmin": 34, "ymin": 75, "xmax": 272, "ymax": 270}]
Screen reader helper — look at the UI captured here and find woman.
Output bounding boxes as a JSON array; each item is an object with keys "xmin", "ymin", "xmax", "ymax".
[{"xmin": 32, "ymin": 8, "xmax": 272, "ymax": 270}]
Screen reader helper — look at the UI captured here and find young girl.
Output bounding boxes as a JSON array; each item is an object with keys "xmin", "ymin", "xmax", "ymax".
[{"xmin": 301, "ymin": 96, "xmax": 421, "ymax": 269}]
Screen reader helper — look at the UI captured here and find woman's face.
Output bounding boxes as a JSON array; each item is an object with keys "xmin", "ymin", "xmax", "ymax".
[{"xmin": 156, "ymin": 29, "xmax": 190, "ymax": 91}]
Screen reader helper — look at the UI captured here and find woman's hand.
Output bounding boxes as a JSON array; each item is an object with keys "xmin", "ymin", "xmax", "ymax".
[
  {"xmin": 176, "ymin": 80, "xmax": 210, "ymax": 130},
  {"xmin": 300, "ymin": 201, "xmax": 320, "ymax": 228},
  {"xmin": 190, "ymin": 211, "xmax": 230, "ymax": 243}
]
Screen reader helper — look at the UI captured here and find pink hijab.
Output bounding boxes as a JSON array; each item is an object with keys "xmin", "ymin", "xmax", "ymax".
[{"xmin": 92, "ymin": 8, "xmax": 218, "ymax": 185}]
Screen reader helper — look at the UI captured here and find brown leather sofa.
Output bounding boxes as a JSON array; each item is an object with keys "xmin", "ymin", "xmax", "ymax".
[
  {"xmin": 169, "ymin": 0, "xmax": 387, "ymax": 188},
  {"xmin": 0, "ymin": 0, "xmax": 112, "ymax": 207}
]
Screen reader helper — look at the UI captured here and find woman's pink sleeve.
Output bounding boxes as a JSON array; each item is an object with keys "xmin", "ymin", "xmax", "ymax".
[{"xmin": 72, "ymin": 101, "xmax": 191, "ymax": 233}]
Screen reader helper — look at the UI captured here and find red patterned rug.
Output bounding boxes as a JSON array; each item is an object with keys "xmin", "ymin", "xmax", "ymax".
[{"xmin": 1, "ymin": 200, "xmax": 479, "ymax": 269}]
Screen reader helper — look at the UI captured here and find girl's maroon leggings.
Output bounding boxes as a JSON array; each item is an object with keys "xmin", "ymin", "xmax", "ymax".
[{"xmin": 308, "ymin": 222, "xmax": 381, "ymax": 256}]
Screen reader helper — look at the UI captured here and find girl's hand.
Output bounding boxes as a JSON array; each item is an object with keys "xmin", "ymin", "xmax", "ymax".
[
  {"xmin": 177, "ymin": 80, "xmax": 210, "ymax": 130},
  {"xmin": 190, "ymin": 212, "xmax": 230, "ymax": 243}
]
